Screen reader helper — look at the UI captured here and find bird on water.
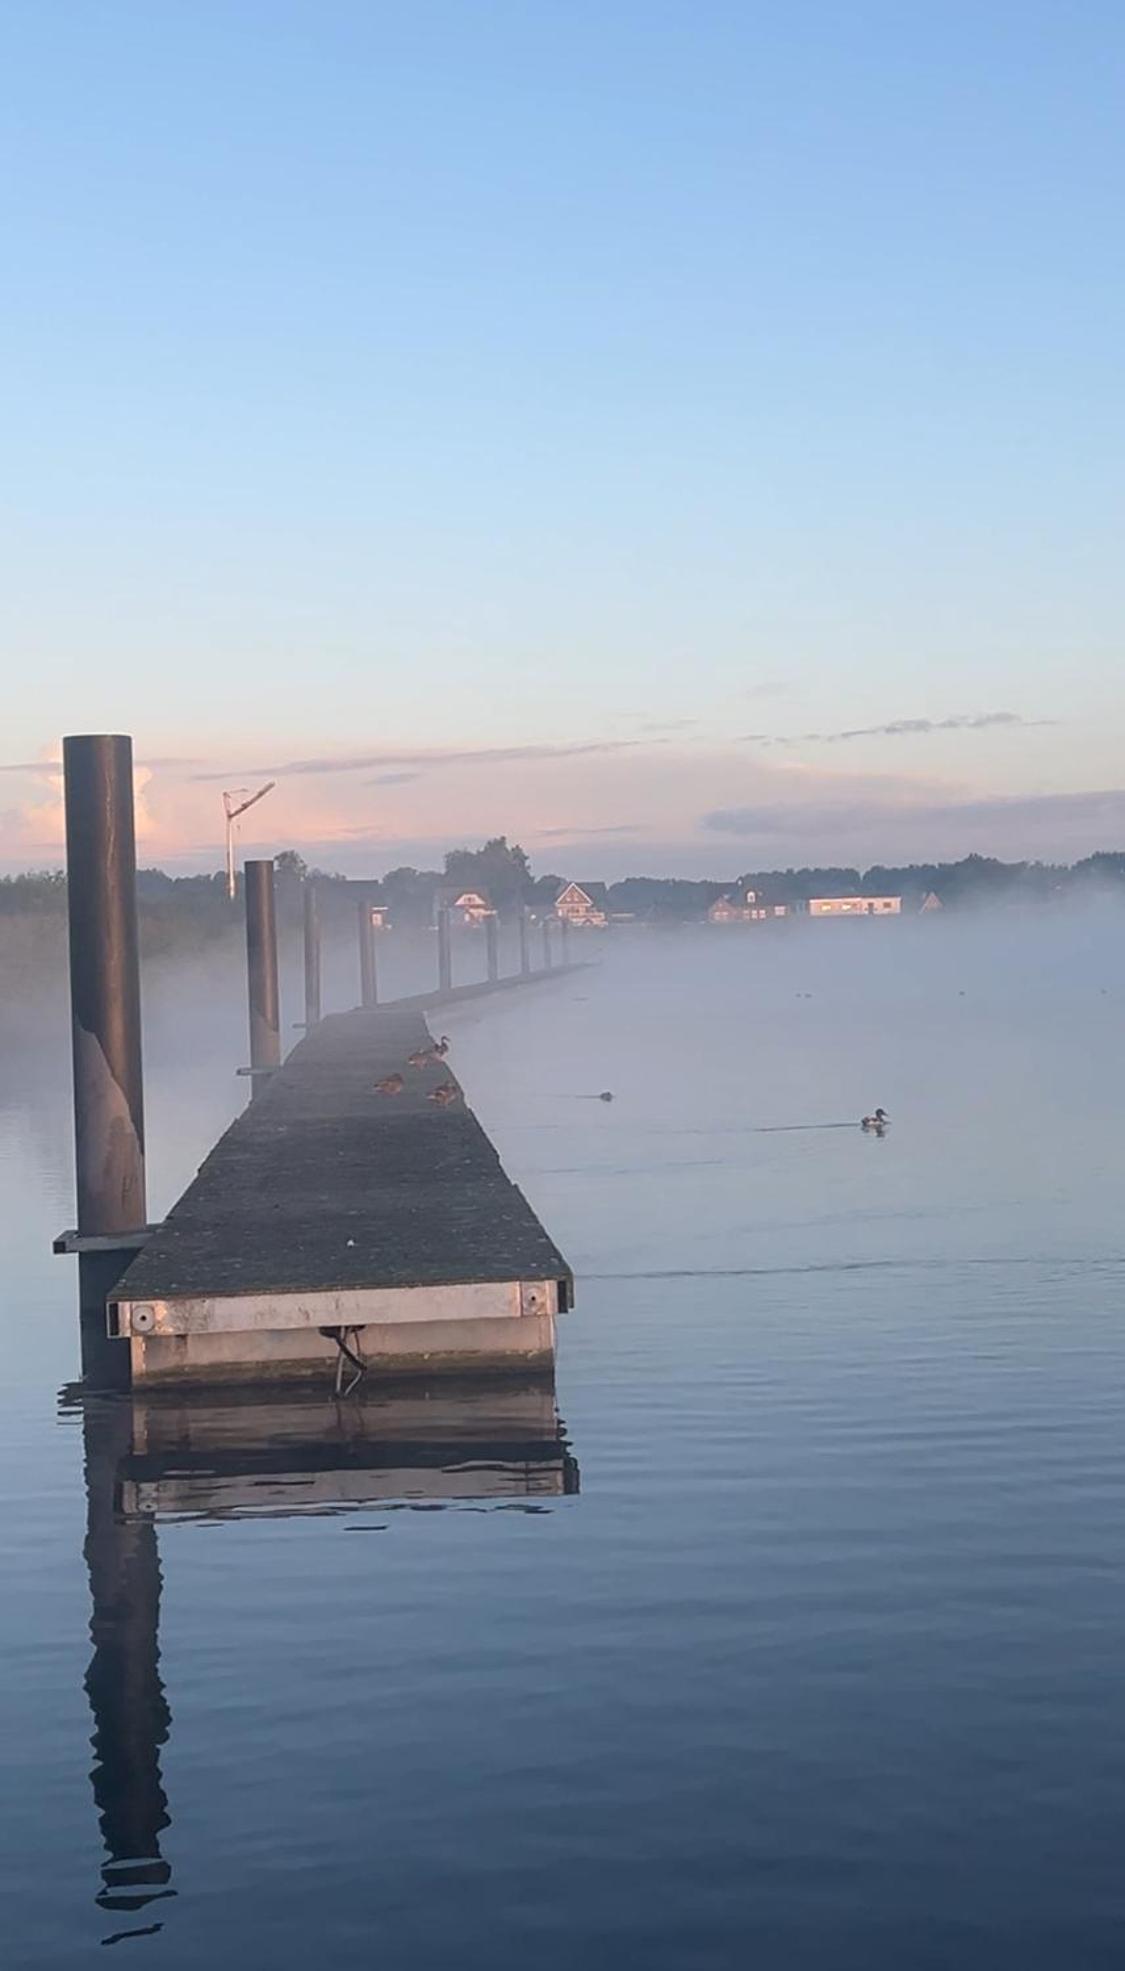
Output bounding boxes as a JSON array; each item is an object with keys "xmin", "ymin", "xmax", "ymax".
[{"xmin": 861, "ymin": 1108, "xmax": 889, "ymax": 1131}]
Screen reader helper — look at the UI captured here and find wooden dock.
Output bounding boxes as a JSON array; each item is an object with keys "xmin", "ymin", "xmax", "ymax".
[{"xmin": 110, "ymin": 1002, "xmax": 573, "ymax": 1387}]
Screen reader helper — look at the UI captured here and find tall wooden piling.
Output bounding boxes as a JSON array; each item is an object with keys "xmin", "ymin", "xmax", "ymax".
[
  {"xmin": 303, "ymin": 880, "xmax": 321, "ymax": 1029},
  {"xmin": 560, "ymin": 916, "xmax": 571, "ymax": 963},
  {"xmin": 63, "ymin": 734, "xmax": 148, "ymax": 1385},
  {"xmin": 358, "ymin": 899, "xmax": 378, "ymax": 1008},
  {"xmin": 63, "ymin": 735, "xmax": 147, "ymax": 1240},
  {"xmin": 542, "ymin": 917, "xmax": 553, "ymax": 970},
  {"xmin": 437, "ymin": 905, "xmax": 453, "ymax": 993},
  {"xmin": 486, "ymin": 913, "xmax": 499, "ymax": 983},
  {"xmin": 244, "ymin": 860, "xmax": 281, "ymax": 1092}
]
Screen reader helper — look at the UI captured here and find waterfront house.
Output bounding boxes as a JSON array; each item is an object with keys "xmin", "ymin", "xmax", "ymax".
[
  {"xmin": 555, "ymin": 881, "xmax": 609, "ymax": 928},
  {"xmin": 451, "ymin": 889, "xmax": 495, "ymax": 925},
  {"xmin": 708, "ymin": 888, "xmax": 792, "ymax": 924}
]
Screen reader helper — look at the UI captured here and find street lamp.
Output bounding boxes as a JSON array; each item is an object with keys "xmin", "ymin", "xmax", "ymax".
[{"xmin": 222, "ymin": 782, "xmax": 276, "ymax": 899}]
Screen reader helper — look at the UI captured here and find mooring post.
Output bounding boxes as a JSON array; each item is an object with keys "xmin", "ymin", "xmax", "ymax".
[
  {"xmin": 542, "ymin": 917, "xmax": 553, "ymax": 970},
  {"xmin": 244, "ymin": 860, "xmax": 281, "ymax": 1093},
  {"xmin": 303, "ymin": 879, "xmax": 321, "ymax": 1029},
  {"xmin": 358, "ymin": 899, "xmax": 378, "ymax": 1008},
  {"xmin": 560, "ymin": 915, "xmax": 571, "ymax": 963},
  {"xmin": 437, "ymin": 905, "xmax": 453, "ymax": 993},
  {"xmin": 486, "ymin": 913, "xmax": 499, "ymax": 983},
  {"xmin": 519, "ymin": 907, "xmax": 530, "ymax": 976},
  {"xmin": 63, "ymin": 734, "xmax": 148, "ymax": 1384}
]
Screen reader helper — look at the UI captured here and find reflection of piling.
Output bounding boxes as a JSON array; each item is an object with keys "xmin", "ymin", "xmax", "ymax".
[
  {"xmin": 303, "ymin": 881, "xmax": 321, "ymax": 1029},
  {"xmin": 358, "ymin": 900, "xmax": 378, "ymax": 1008},
  {"xmin": 244, "ymin": 861, "xmax": 280, "ymax": 1093},
  {"xmin": 437, "ymin": 906, "xmax": 453, "ymax": 993},
  {"xmin": 63, "ymin": 735, "xmax": 148, "ymax": 1386},
  {"xmin": 485, "ymin": 914, "xmax": 499, "ymax": 983},
  {"xmin": 519, "ymin": 908, "xmax": 530, "ymax": 976},
  {"xmin": 81, "ymin": 1397, "xmax": 173, "ymax": 1921}
]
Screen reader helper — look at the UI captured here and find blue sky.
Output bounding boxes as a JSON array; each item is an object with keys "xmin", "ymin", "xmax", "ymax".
[{"xmin": 2, "ymin": 1, "xmax": 1123, "ymax": 874}]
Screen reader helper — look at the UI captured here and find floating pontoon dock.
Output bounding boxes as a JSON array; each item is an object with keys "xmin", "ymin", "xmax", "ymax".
[{"xmin": 109, "ymin": 1002, "xmax": 573, "ymax": 1387}]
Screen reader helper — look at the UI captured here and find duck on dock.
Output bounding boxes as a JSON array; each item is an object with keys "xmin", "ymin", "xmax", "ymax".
[
  {"xmin": 408, "ymin": 1036, "xmax": 452, "ymax": 1069},
  {"xmin": 861, "ymin": 1108, "xmax": 889, "ymax": 1131},
  {"xmin": 374, "ymin": 1073, "xmax": 405, "ymax": 1096},
  {"xmin": 428, "ymin": 1080, "xmax": 460, "ymax": 1106}
]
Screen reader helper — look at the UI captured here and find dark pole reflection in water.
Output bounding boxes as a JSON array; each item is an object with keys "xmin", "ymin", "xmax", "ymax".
[
  {"xmin": 65, "ymin": 1377, "xmax": 578, "ymax": 1947},
  {"xmin": 78, "ymin": 1395, "xmax": 174, "ymax": 1936}
]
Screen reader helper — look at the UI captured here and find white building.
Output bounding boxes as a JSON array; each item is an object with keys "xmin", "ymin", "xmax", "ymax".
[{"xmin": 808, "ymin": 896, "xmax": 901, "ymax": 917}]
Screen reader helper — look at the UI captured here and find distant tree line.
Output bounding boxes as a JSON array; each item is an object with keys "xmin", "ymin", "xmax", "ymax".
[{"xmin": 4, "ymin": 847, "xmax": 1125, "ymax": 945}]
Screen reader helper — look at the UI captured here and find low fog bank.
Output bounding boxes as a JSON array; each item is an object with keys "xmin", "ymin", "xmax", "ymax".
[{"xmin": 4, "ymin": 894, "xmax": 1124, "ymax": 1245}]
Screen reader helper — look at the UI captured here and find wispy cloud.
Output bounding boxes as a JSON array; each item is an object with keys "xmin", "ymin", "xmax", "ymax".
[
  {"xmin": 193, "ymin": 739, "xmax": 644, "ymax": 782},
  {"xmin": 742, "ymin": 712, "xmax": 1051, "ymax": 747},
  {"xmin": 535, "ymin": 823, "xmax": 642, "ymax": 839},
  {"xmin": 370, "ymin": 770, "xmax": 422, "ymax": 786}
]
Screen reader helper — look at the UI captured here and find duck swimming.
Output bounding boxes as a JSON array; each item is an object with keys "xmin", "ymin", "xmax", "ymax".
[{"xmin": 861, "ymin": 1108, "xmax": 889, "ymax": 1130}]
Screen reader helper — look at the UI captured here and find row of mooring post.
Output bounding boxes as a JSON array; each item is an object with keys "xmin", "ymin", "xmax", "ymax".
[{"xmin": 261, "ymin": 882, "xmax": 563, "ymax": 1061}]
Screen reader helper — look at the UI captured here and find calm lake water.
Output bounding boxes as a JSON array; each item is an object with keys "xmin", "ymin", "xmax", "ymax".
[{"xmin": 4, "ymin": 910, "xmax": 1125, "ymax": 1967}]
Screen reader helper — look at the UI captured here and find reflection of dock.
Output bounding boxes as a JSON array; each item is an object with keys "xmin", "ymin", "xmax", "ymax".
[
  {"xmin": 66, "ymin": 1376, "xmax": 578, "ymax": 1942},
  {"xmin": 121, "ymin": 1378, "xmax": 580, "ymax": 1517}
]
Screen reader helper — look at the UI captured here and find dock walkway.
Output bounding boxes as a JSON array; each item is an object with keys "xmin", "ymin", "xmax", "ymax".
[{"xmin": 112, "ymin": 1004, "xmax": 572, "ymax": 1386}]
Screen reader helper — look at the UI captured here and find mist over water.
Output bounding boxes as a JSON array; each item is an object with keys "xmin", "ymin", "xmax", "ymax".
[{"xmin": 3, "ymin": 906, "xmax": 1125, "ymax": 1966}]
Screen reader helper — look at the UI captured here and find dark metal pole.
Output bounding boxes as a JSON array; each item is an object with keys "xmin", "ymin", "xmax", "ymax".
[
  {"xmin": 358, "ymin": 899, "xmax": 378, "ymax": 1008},
  {"xmin": 63, "ymin": 735, "xmax": 147, "ymax": 1240},
  {"xmin": 303, "ymin": 880, "xmax": 321, "ymax": 1029},
  {"xmin": 485, "ymin": 913, "xmax": 499, "ymax": 983},
  {"xmin": 244, "ymin": 860, "xmax": 280, "ymax": 1091},
  {"xmin": 437, "ymin": 905, "xmax": 453, "ymax": 993},
  {"xmin": 519, "ymin": 907, "xmax": 530, "ymax": 977}
]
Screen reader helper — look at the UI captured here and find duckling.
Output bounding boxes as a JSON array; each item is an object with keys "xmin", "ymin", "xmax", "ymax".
[
  {"xmin": 375, "ymin": 1073, "xmax": 405, "ymax": 1096},
  {"xmin": 428, "ymin": 1079, "xmax": 460, "ymax": 1106},
  {"xmin": 861, "ymin": 1108, "xmax": 889, "ymax": 1130},
  {"xmin": 598, "ymin": 1090, "xmax": 614, "ymax": 1103}
]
